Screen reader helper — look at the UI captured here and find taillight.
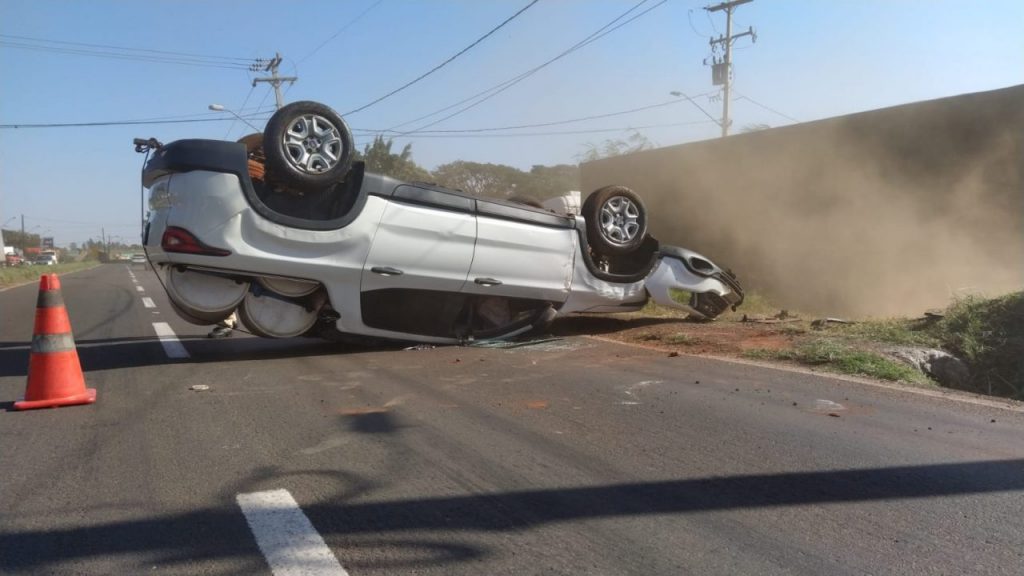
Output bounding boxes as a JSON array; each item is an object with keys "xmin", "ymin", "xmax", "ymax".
[{"xmin": 161, "ymin": 227, "xmax": 231, "ymax": 256}]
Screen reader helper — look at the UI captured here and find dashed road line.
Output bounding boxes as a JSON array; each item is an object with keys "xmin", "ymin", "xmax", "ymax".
[
  {"xmin": 136, "ymin": 285, "xmax": 145, "ymax": 292},
  {"xmin": 151, "ymin": 322, "xmax": 189, "ymax": 359},
  {"xmin": 142, "ymin": 297, "xmax": 156, "ymax": 308},
  {"xmin": 237, "ymin": 489, "xmax": 349, "ymax": 576}
]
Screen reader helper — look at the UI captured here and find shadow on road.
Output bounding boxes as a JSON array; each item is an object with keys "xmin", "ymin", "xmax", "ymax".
[
  {"xmin": 0, "ymin": 336, "xmax": 401, "ymax": 378},
  {"xmin": 2, "ymin": 459, "xmax": 1022, "ymax": 572},
  {"xmin": 549, "ymin": 315, "xmax": 690, "ymax": 337}
]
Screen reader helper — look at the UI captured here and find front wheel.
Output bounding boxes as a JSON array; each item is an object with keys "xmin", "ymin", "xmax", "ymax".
[
  {"xmin": 582, "ymin": 185, "xmax": 648, "ymax": 255},
  {"xmin": 263, "ymin": 101, "xmax": 354, "ymax": 192}
]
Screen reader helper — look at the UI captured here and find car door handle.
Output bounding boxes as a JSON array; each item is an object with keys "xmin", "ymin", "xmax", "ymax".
[
  {"xmin": 474, "ymin": 277, "xmax": 502, "ymax": 286},
  {"xmin": 371, "ymin": 266, "xmax": 404, "ymax": 276}
]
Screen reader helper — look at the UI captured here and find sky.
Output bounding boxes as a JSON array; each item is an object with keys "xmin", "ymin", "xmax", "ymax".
[{"xmin": 1, "ymin": 0, "xmax": 1021, "ymax": 247}]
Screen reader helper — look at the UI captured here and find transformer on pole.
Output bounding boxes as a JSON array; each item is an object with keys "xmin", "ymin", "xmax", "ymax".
[{"xmin": 705, "ymin": 0, "xmax": 756, "ymax": 137}]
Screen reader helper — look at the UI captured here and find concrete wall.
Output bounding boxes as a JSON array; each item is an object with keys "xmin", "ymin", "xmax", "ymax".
[{"xmin": 581, "ymin": 85, "xmax": 1024, "ymax": 317}]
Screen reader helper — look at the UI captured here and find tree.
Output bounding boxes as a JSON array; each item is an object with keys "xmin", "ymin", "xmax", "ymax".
[
  {"xmin": 576, "ymin": 130, "xmax": 655, "ymax": 163},
  {"xmin": 432, "ymin": 161, "xmax": 526, "ymax": 198},
  {"xmin": 0, "ymin": 229, "xmax": 40, "ymax": 251},
  {"xmin": 516, "ymin": 164, "xmax": 581, "ymax": 200},
  {"xmin": 355, "ymin": 136, "xmax": 432, "ymax": 182}
]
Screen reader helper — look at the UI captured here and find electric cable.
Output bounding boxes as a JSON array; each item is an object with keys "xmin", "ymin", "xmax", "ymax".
[
  {"xmin": 343, "ymin": 0, "xmax": 541, "ymax": 116},
  {"xmin": 0, "ymin": 41, "xmax": 252, "ymax": 70},
  {"xmin": 733, "ymin": 92, "xmax": 800, "ymax": 123},
  {"xmin": 386, "ymin": 0, "xmax": 652, "ymax": 131},
  {"xmin": 0, "ymin": 33, "xmax": 255, "ymax": 62},
  {"xmin": 358, "ymin": 119, "xmax": 716, "ymax": 139},
  {"xmin": 225, "ymin": 85, "xmax": 257, "ymax": 139},
  {"xmin": 298, "ymin": 0, "xmax": 386, "ymax": 63},
  {"xmin": 396, "ymin": 0, "xmax": 669, "ymax": 134},
  {"xmin": 356, "ymin": 93, "xmax": 714, "ymax": 134}
]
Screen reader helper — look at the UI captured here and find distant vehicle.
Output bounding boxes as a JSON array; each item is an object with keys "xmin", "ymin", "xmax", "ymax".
[
  {"xmin": 40, "ymin": 250, "xmax": 58, "ymax": 264},
  {"xmin": 130, "ymin": 253, "xmax": 148, "ymax": 269},
  {"xmin": 4, "ymin": 253, "xmax": 23, "ymax": 267},
  {"xmin": 137, "ymin": 100, "xmax": 743, "ymax": 343},
  {"xmin": 34, "ymin": 254, "xmax": 57, "ymax": 266}
]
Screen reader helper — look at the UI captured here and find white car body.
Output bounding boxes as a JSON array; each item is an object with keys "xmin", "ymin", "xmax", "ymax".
[{"xmin": 141, "ymin": 139, "xmax": 742, "ymax": 344}]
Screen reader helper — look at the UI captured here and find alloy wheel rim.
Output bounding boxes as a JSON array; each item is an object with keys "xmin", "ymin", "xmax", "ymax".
[
  {"xmin": 282, "ymin": 114, "xmax": 343, "ymax": 174},
  {"xmin": 599, "ymin": 196, "xmax": 641, "ymax": 245}
]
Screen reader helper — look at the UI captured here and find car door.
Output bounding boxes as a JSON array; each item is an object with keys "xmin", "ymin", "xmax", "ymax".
[
  {"xmin": 463, "ymin": 203, "xmax": 575, "ymax": 303},
  {"xmin": 359, "ymin": 186, "xmax": 477, "ymax": 335},
  {"xmin": 361, "ymin": 187, "xmax": 477, "ymax": 293}
]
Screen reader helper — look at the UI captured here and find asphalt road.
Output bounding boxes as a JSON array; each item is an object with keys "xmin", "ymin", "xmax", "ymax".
[{"xmin": 1, "ymin": 264, "xmax": 1022, "ymax": 575}]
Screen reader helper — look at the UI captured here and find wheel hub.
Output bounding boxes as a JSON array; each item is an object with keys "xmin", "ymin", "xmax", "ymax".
[
  {"xmin": 283, "ymin": 114, "xmax": 343, "ymax": 174},
  {"xmin": 599, "ymin": 196, "xmax": 641, "ymax": 246}
]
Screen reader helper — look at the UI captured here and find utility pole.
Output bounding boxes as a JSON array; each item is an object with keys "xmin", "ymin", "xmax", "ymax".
[
  {"xmin": 252, "ymin": 53, "xmax": 297, "ymax": 110},
  {"xmin": 21, "ymin": 214, "xmax": 25, "ymax": 252},
  {"xmin": 705, "ymin": 0, "xmax": 756, "ymax": 137}
]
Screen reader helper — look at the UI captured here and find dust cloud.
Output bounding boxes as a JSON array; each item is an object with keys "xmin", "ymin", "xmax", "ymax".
[{"xmin": 581, "ymin": 86, "xmax": 1024, "ymax": 318}]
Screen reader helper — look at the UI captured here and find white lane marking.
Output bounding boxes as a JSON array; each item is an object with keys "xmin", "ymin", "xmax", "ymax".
[
  {"xmin": 136, "ymin": 285, "xmax": 145, "ymax": 292},
  {"xmin": 142, "ymin": 297, "xmax": 156, "ymax": 308},
  {"xmin": 237, "ymin": 489, "xmax": 349, "ymax": 576},
  {"xmin": 152, "ymin": 322, "xmax": 189, "ymax": 359}
]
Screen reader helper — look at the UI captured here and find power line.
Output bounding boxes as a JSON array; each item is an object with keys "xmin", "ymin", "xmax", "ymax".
[
  {"xmin": 0, "ymin": 33, "xmax": 254, "ymax": 62},
  {"xmin": 225, "ymin": 85, "xmax": 258, "ymax": 139},
  {"xmin": 0, "ymin": 95, "xmax": 710, "ymax": 132},
  {"xmin": 252, "ymin": 86, "xmax": 276, "ymax": 118},
  {"xmin": 366, "ymin": 120, "xmax": 716, "ymax": 139},
  {"xmin": 388, "ymin": 0, "xmax": 653, "ymax": 132},
  {"xmin": 344, "ymin": 0, "xmax": 542, "ymax": 116},
  {"xmin": 360, "ymin": 94, "xmax": 714, "ymax": 134},
  {"xmin": 396, "ymin": 0, "xmax": 669, "ymax": 134},
  {"xmin": 733, "ymin": 93, "xmax": 800, "ymax": 123},
  {"xmin": 687, "ymin": 8, "xmax": 710, "ymax": 38},
  {"xmin": 0, "ymin": 114, "xmax": 272, "ymax": 129},
  {"xmin": 299, "ymin": 0, "xmax": 386, "ymax": 63},
  {"xmin": 0, "ymin": 41, "xmax": 252, "ymax": 70},
  {"xmin": 670, "ymin": 90, "xmax": 721, "ymax": 125}
]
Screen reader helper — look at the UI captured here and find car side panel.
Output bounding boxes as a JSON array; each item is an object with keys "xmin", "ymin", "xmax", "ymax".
[
  {"xmin": 462, "ymin": 215, "xmax": 575, "ymax": 303},
  {"xmin": 360, "ymin": 200, "xmax": 476, "ymax": 294}
]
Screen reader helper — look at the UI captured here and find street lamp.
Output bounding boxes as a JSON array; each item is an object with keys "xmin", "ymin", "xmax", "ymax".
[
  {"xmin": 208, "ymin": 104, "xmax": 263, "ymax": 133},
  {"xmin": 670, "ymin": 91, "xmax": 723, "ymax": 130}
]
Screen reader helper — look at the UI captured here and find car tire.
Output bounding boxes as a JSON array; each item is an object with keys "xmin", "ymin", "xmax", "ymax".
[
  {"xmin": 263, "ymin": 101, "xmax": 354, "ymax": 192},
  {"xmin": 582, "ymin": 185, "xmax": 648, "ymax": 255}
]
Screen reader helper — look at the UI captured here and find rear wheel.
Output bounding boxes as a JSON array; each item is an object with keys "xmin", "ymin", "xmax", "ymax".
[
  {"xmin": 237, "ymin": 289, "xmax": 323, "ymax": 338},
  {"xmin": 263, "ymin": 101, "xmax": 354, "ymax": 192},
  {"xmin": 582, "ymin": 186, "xmax": 647, "ymax": 255}
]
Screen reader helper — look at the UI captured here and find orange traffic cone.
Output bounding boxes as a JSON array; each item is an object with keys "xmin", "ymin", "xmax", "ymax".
[{"xmin": 14, "ymin": 274, "xmax": 96, "ymax": 410}]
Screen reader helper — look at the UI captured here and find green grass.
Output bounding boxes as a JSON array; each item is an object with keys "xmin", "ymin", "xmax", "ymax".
[
  {"xmin": 744, "ymin": 339, "xmax": 930, "ymax": 385},
  {"xmin": 640, "ymin": 289, "xmax": 791, "ymax": 321},
  {"xmin": 723, "ymin": 290, "xmax": 788, "ymax": 318},
  {"xmin": 827, "ymin": 318, "xmax": 941, "ymax": 347},
  {"xmin": 0, "ymin": 262, "xmax": 99, "ymax": 287},
  {"xmin": 933, "ymin": 292, "xmax": 1024, "ymax": 398}
]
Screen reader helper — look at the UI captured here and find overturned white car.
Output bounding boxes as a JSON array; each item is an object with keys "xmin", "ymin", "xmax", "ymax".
[{"xmin": 136, "ymin": 101, "xmax": 742, "ymax": 344}]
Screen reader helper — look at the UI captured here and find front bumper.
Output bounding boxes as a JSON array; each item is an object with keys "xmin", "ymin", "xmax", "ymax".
[{"xmin": 645, "ymin": 246, "xmax": 744, "ymax": 319}]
